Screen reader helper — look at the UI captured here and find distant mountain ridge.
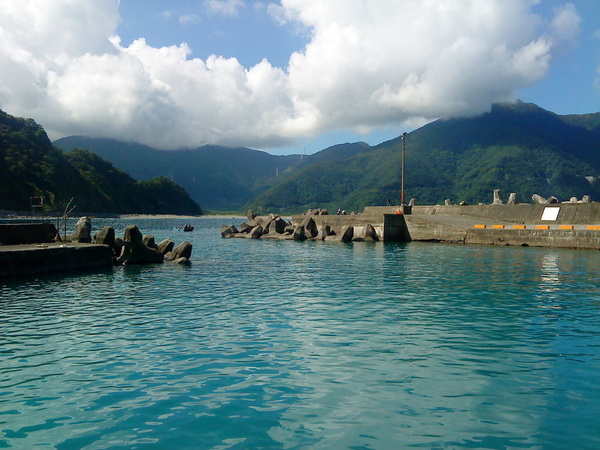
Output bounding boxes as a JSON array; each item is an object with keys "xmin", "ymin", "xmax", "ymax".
[
  {"xmin": 246, "ymin": 102, "xmax": 600, "ymax": 212},
  {"xmin": 0, "ymin": 110, "xmax": 202, "ymax": 215},
  {"xmin": 53, "ymin": 101, "xmax": 600, "ymax": 214},
  {"xmin": 53, "ymin": 136, "xmax": 370, "ymax": 211}
]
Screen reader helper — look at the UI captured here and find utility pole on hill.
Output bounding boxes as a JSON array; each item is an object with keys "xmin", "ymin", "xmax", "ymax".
[{"xmin": 401, "ymin": 132, "xmax": 407, "ymax": 208}]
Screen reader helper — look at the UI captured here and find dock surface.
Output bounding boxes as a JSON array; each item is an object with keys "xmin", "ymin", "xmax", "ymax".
[{"xmin": 0, "ymin": 242, "xmax": 113, "ymax": 278}]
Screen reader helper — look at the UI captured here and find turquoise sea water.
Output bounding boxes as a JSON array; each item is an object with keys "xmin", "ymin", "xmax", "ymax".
[{"xmin": 1, "ymin": 217, "xmax": 600, "ymax": 449}]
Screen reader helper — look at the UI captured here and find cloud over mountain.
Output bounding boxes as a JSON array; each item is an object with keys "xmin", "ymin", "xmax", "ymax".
[{"xmin": 0, "ymin": 0, "xmax": 581, "ymax": 149}]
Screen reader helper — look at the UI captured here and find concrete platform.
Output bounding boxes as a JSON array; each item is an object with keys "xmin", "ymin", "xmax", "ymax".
[
  {"xmin": 0, "ymin": 242, "xmax": 113, "ymax": 278},
  {"xmin": 364, "ymin": 203, "xmax": 600, "ymax": 249}
]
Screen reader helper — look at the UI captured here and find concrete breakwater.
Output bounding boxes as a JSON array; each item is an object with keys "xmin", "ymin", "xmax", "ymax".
[
  {"xmin": 369, "ymin": 202, "xmax": 600, "ymax": 249},
  {"xmin": 221, "ymin": 209, "xmax": 409, "ymax": 242},
  {"xmin": 223, "ymin": 202, "xmax": 600, "ymax": 250},
  {"xmin": 0, "ymin": 218, "xmax": 193, "ymax": 278}
]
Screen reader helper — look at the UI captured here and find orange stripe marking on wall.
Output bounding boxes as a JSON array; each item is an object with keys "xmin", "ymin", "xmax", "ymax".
[
  {"xmin": 536, "ymin": 225, "xmax": 550, "ymax": 230},
  {"xmin": 474, "ymin": 224, "xmax": 486, "ymax": 229}
]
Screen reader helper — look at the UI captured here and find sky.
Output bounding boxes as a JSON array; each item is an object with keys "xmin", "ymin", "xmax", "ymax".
[{"xmin": 0, "ymin": 0, "xmax": 599, "ymax": 155}]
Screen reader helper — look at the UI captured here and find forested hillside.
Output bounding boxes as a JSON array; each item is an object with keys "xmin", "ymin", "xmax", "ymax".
[
  {"xmin": 53, "ymin": 137, "xmax": 303, "ymax": 211},
  {"xmin": 247, "ymin": 102, "xmax": 600, "ymax": 213},
  {"xmin": 0, "ymin": 110, "xmax": 202, "ymax": 215},
  {"xmin": 53, "ymin": 102, "xmax": 600, "ymax": 214}
]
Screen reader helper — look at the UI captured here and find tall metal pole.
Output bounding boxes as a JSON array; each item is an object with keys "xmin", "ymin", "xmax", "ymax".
[{"xmin": 401, "ymin": 132, "xmax": 407, "ymax": 207}]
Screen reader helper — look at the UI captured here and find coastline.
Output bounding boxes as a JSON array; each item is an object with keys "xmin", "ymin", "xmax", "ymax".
[{"xmin": 118, "ymin": 214, "xmax": 244, "ymax": 220}]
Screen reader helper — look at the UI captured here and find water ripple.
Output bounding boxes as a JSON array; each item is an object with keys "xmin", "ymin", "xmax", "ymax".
[{"xmin": 1, "ymin": 220, "xmax": 600, "ymax": 448}]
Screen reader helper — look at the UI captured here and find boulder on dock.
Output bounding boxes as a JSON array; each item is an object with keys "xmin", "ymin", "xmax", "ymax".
[
  {"xmin": 71, "ymin": 216, "xmax": 92, "ymax": 243},
  {"xmin": 94, "ymin": 226, "xmax": 115, "ymax": 247}
]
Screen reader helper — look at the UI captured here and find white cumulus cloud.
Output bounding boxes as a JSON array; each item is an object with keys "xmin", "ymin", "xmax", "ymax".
[
  {"xmin": 0, "ymin": 0, "xmax": 582, "ymax": 149},
  {"xmin": 204, "ymin": 0, "xmax": 244, "ymax": 17}
]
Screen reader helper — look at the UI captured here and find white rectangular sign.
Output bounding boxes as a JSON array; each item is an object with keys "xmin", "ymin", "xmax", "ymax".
[{"xmin": 541, "ymin": 206, "xmax": 560, "ymax": 221}]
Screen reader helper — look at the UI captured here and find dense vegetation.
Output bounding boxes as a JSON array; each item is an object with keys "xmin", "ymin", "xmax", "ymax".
[
  {"xmin": 53, "ymin": 102, "xmax": 600, "ymax": 215},
  {"xmin": 247, "ymin": 102, "xmax": 600, "ymax": 213},
  {"xmin": 0, "ymin": 110, "xmax": 202, "ymax": 215},
  {"xmin": 54, "ymin": 136, "xmax": 303, "ymax": 211}
]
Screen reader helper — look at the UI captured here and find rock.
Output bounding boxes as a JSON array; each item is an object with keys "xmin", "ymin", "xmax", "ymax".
[
  {"xmin": 532, "ymin": 194, "xmax": 547, "ymax": 204},
  {"xmin": 238, "ymin": 222, "xmax": 253, "ymax": 233},
  {"xmin": 293, "ymin": 225, "xmax": 306, "ymax": 241},
  {"xmin": 352, "ymin": 224, "xmax": 379, "ymax": 242},
  {"xmin": 143, "ymin": 234, "xmax": 158, "ymax": 250},
  {"xmin": 157, "ymin": 238, "xmax": 175, "ymax": 255},
  {"xmin": 492, "ymin": 189, "xmax": 503, "ymax": 205},
  {"xmin": 94, "ymin": 226, "xmax": 115, "ymax": 247},
  {"xmin": 444, "ymin": 199, "xmax": 453, "ymax": 206},
  {"xmin": 459, "ymin": 201, "xmax": 469, "ymax": 206},
  {"xmin": 247, "ymin": 225, "xmax": 264, "ymax": 239},
  {"xmin": 325, "ymin": 226, "xmax": 354, "ymax": 242},
  {"xmin": 339, "ymin": 226, "xmax": 354, "ymax": 242},
  {"xmin": 220, "ymin": 224, "xmax": 239, "ymax": 238},
  {"xmin": 300, "ymin": 217, "xmax": 318, "ymax": 238},
  {"xmin": 569, "ymin": 196, "xmax": 578, "ymax": 203},
  {"xmin": 315, "ymin": 225, "xmax": 331, "ymax": 240},
  {"xmin": 408, "ymin": 198, "xmax": 416, "ymax": 207},
  {"xmin": 507, "ymin": 193, "xmax": 517, "ymax": 205},
  {"xmin": 247, "ymin": 209, "xmax": 259, "ymax": 226},
  {"xmin": 277, "ymin": 234, "xmax": 295, "ymax": 240},
  {"xmin": 582, "ymin": 195, "xmax": 591, "ymax": 203},
  {"xmin": 117, "ymin": 225, "xmax": 163, "ymax": 265},
  {"xmin": 548, "ymin": 196, "xmax": 558, "ymax": 203},
  {"xmin": 171, "ymin": 256, "xmax": 191, "ymax": 265},
  {"xmin": 274, "ymin": 216, "xmax": 288, "ymax": 233},
  {"xmin": 165, "ymin": 241, "xmax": 193, "ymax": 262},
  {"xmin": 264, "ymin": 215, "xmax": 287, "ymax": 235},
  {"xmin": 114, "ymin": 237, "xmax": 124, "ymax": 257},
  {"xmin": 72, "ymin": 216, "xmax": 92, "ymax": 243}
]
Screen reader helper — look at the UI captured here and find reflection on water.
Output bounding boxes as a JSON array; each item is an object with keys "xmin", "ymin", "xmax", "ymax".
[
  {"xmin": 1, "ymin": 219, "xmax": 600, "ymax": 449},
  {"xmin": 538, "ymin": 253, "xmax": 562, "ymax": 311}
]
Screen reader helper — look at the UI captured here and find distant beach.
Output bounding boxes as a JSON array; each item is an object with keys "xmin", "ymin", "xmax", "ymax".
[{"xmin": 118, "ymin": 214, "xmax": 244, "ymax": 220}]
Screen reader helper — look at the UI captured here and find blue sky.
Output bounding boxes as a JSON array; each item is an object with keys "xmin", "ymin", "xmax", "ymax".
[{"xmin": 1, "ymin": 0, "xmax": 599, "ymax": 155}]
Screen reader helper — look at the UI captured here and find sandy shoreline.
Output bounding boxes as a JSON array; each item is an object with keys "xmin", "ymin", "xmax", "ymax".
[
  {"xmin": 1, "ymin": 214, "xmax": 245, "ymax": 221},
  {"xmin": 118, "ymin": 214, "xmax": 244, "ymax": 220}
]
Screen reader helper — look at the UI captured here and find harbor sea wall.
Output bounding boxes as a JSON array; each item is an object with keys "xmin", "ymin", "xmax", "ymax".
[
  {"xmin": 290, "ymin": 213, "xmax": 410, "ymax": 242},
  {"xmin": 364, "ymin": 203, "xmax": 600, "ymax": 224},
  {"xmin": 228, "ymin": 203, "xmax": 600, "ymax": 248},
  {"xmin": 365, "ymin": 203, "xmax": 600, "ymax": 249}
]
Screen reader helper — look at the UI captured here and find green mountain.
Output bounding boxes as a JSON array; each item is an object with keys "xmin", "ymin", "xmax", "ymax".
[
  {"xmin": 0, "ymin": 110, "xmax": 202, "ymax": 215},
  {"xmin": 53, "ymin": 137, "xmax": 370, "ymax": 211},
  {"xmin": 52, "ymin": 102, "xmax": 600, "ymax": 215},
  {"xmin": 53, "ymin": 137, "xmax": 303, "ymax": 211},
  {"xmin": 247, "ymin": 102, "xmax": 600, "ymax": 213}
]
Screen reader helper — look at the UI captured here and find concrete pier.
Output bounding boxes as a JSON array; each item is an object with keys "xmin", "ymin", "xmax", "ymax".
[
  {"xmin": 290, "ymin": 213, "xmax": 410, "ymax": 242},
  {"xmin": 0, "ymin": 242, "xmax": 113, "ymax": 278},
  {"xmin": 0, "ymin": 222, "xmax": 113, "ymax": 278},
  {"xmin": 364, "ymin": 203, "xmax": 600, "ymax": 249}
]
